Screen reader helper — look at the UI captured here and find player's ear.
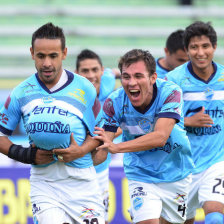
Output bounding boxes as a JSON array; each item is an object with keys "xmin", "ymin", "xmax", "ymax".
[
  {"xmin": 30, "ymin": 47, "xmax": 34, "ymax": 60},
  {"xmin": 101, "ymin": 66, "xmax": 105, "ymax": 76},
  {"xmin": 150, "ymin": 72, "xmax": 157, "ymax": 84},
  {"xmin": 164, "ymin": 47, "xmax": 169, "ymax": 56},
  {"xmin": 62, "ymin": 47, "xmax": 67, "ymax": 60}
]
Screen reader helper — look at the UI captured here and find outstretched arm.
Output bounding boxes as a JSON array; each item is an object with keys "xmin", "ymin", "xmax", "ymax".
[{"xmin": 94, "ymin": 117, "xmax": 175, "ymax": 153}]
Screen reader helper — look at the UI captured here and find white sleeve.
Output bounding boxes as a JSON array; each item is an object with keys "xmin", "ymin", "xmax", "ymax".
[{"xmin": 0, "ymin": 131, "xmax": 8, "ymax": 137}]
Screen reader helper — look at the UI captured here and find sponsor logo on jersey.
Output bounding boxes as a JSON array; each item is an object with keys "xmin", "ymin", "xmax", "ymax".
[
  {"xmin": 180, "ymin": 77, "xmax": 191, "ymax": 86},
  {"xmin": 22, "ymin": 82, "xmax": 36, "ymax": 93},
  {"xmin": 133, "ymin": 197, "xmax": 144, "ymax": 210},
  {"xmin": 68, "ymin": 89, "xmax": 87, "ymax": 104},
  {"xmin": 32, "ymin": 106, "xmax": 68, "ymax": 116},
  {"xmin": 26, "ymin": 121, "xmax": 70, "ymax": 134},
  {"xmin": 186, "ymin": 124, "xmax": 221, "ymax": 136},
  {"xmin": 131, "ymin": 187, "xmax": 147, "ymax": 198},
  {"xmin": 0, "ymin": 113, "xmax": 9, "ymax": 125},
  {"xmin": 79, "ymin": 206, "xmax": 100, "ymax": 219},
  {"xmin": 218, "ymin": 74, "xmax": 224, "ymax": 82},
  {"xmin": 32, "ymin": 204, "xmax": 41, "ymax": 215},
  {"xmin": 174, "ymin": 193, "xmax": 186, "ymax": 203}
]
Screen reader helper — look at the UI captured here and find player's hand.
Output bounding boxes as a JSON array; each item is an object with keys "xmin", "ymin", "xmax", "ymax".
[
  {"xmin": 52, "ymin": 133, "xmax": 84, "ymax": 163},
  {"xmin": 35, "ymin": 149, "xmax": 54, "ymax": 165},
  {"xmin": 31, "ymin": 144, "xmax": 54, "ymax": 165},
  {"xmin": 184, "ymin": 106, "xmax": 214, "ymax": 127},
  {"xmin": 94, "ymin": 127, "xmax": 119, "ymax": 154}
]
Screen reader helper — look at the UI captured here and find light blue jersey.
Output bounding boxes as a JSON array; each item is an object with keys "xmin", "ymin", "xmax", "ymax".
[
  {"xmin": 166, "ymin": 62, "xmax": 224, "ymax": 174},
  {"xmin": 102, "ymin": 78, "xmax": 194, "ymax": 183},
  {"xmin": 0, "ymin": 70, "xmax": 97, "ymax": 168},
  {"xmin": 156, "ymin": 58, "xmax": 170, "ymax": 79},
  {"xmin": 95, "ymin": 68, "xmax": 116, "ymax": 173},
  {"xmin": 98, "ymin": 68, "xmax": 116, "ymax": 103}
]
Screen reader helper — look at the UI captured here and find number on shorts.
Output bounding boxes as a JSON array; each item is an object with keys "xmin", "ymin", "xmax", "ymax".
[
  {"xmin": 213, "ymin": 178, "xmax": 224, "ymax": 195},
  {"xmin": 178, "ymin": 204, "xmax": 186, "ymax": 217},
  {"xmin": 83, "ymin": 218, "xmax": 99, "ymax": 224}
]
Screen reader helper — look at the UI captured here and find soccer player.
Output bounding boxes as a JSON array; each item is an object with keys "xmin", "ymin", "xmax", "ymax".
[
  {"xmin": 0, "ymin": 23, "xmax": 105, "ymax": 223},
  {"xmin": 156, "ymin": 29, "xmax": 189, "ymax": 79},
  {"xmin": 166, "ymin": 21, "xmax": 224, "ymax": 224},
  {"xmin": 94, "ymin": 49, "xmax": 194, "ymax": 224},
  {"xmin": 75, "ymin": 49, "xmax": 116, "ymax": 224}
]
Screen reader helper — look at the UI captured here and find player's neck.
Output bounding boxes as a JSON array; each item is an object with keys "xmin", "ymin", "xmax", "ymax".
[
  {"xmin": 192, "ymin": 63, "xmax": 214, "ymax": 81},
  {"xmin": 159, "ymin": 58, "xmax": 171, "ymax": 71}
]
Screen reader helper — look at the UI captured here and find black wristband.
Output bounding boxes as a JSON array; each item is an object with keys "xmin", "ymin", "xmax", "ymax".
[{"xmin": 8, "ymin": 144, "xmax": 37, "ymax": 164}]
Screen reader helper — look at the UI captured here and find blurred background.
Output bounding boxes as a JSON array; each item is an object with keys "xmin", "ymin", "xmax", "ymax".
[
  {"xmin": 0, "ymin": 0, "xmax": 224, "ymax": 223},
  {"xmin": 0, "ymin": 0, "xmax": 224, "ymax": 89}
]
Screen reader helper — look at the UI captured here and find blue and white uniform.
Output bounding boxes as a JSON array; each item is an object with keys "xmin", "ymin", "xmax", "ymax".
[
  {"xmin": 102, "ymin": 78, "xmax": 194, "ymax": 222},
  {"xmin": 156, "ymin": 58, "xmax": 170, "ymax": 79},
  {"xmin": 0, "ymin": 70, "xmax": 105, "ymax": 223},
  {"xmin": 166, "ymin": 61, "xmax": 224, "ymax": 219}
]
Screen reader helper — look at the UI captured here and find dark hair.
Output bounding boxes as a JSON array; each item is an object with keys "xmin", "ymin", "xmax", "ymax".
[
  {"xmin": 183, "ymin": 21, "xmax": 217, "ymax": 49},
  {"xmin": 31, "ymin": 22, "xmax": 65, "ymax": 50},
  {"xmin": 118, "ymin": 49, "xmax": 156, "ymax": 76},
  {"xmin": 166, "ymin": 29, "xmax": 185, "ymax": 54},
  {"xmin": 76, "ymin": 49, "xmax": 102, "ymax": 70}
]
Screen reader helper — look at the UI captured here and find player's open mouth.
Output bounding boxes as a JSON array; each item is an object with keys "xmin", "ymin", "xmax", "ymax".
[
  {"xmin": 129, "ymin": 89, "xmax": 140, "ymax": 98},
  {"xmin": 42, "ymin": 71, "xmax": 53, "ymax": 76}
]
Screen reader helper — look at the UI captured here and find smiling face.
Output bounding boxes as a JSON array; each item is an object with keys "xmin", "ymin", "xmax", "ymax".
[
  {"xmin": 121, "ymin": 60, "xmax": 157, "ymax": 112},
  {"xmin": 186, "ymin": 35, "xmax": 216, "ymax": 78},
  {"xmin": 30, "ymin": 38, "xmax": 67, "ymax": 89},
  {"xmin": 76, "ymin": 58, "xmax": 104, "ymax": 95}
]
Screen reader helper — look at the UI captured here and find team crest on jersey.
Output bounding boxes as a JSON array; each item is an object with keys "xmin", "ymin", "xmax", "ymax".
[
  {"xmin": 68, "ymin": 89, "xmax": 87, "ymax": 104},
  {"xmin": 174, "ymin": 193, "xmax": 186, "ymax": 203},
  {"xmin": 204, "ymin": 87, "xmax": 214, "ymax": 101},
  {"xmin": 0, "ymin": 113, "xmax": 9, "ymax": 125},
  {"xmin": 133, "ymin": 197, "xmax": 144, "ymax": 210},
  {"xmin": 4, "ymin": 95, "xmax": 11, "ymax": 109},
  {"xmin": 138, "ymin": 119, "xmax": 153, "ymax": 133},
  {"xmin": 103, "ymin": 98, "xmax": 115, "ymax": 118},
  {"xmin": 41, "ymin": 96, "xmax": 55, "ymax": 104},
  {"xmin": 79, "ymin": 206, "xmax": 100, "ymax": 219}
]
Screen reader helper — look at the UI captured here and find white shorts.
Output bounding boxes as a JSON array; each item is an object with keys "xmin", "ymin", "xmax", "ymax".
[
  {"xmin": 96, "ymin": 168, "xmax": 109, "ymax": 221},
  {"xmin": 186, "ymin": 161, "xmax": 224, "ymax": 219},
  {"xmin": 128, "ymin": 175, "xmax": 192, "ymax": 223},
  {"xmin": 30, "ymin": 163, "xmax": 105, "ymax": 224}
]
